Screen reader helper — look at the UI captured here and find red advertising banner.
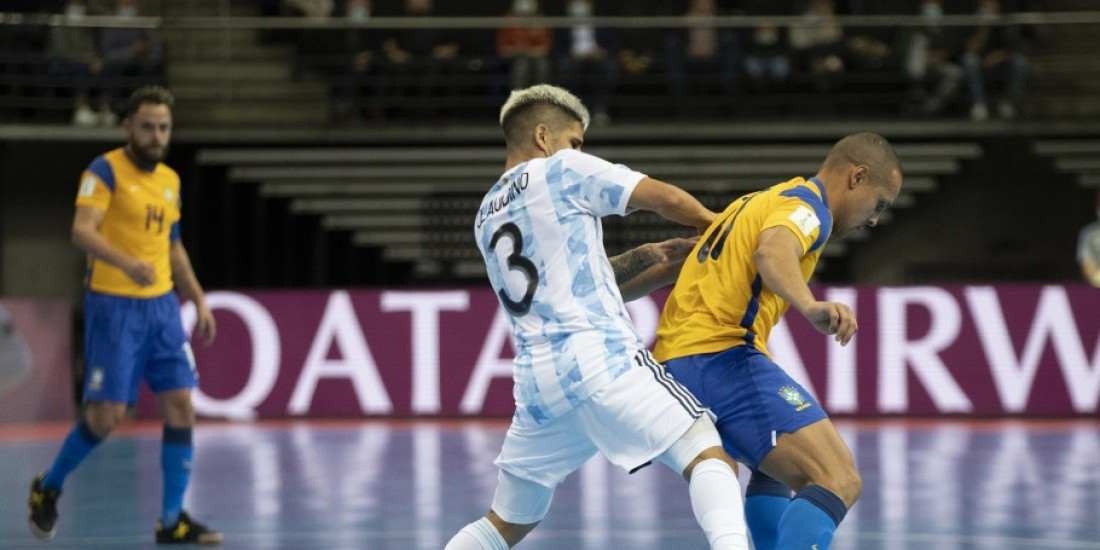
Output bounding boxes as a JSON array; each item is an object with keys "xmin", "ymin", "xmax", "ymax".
[
  {"xmin": 0, "ymin": 299, "xmax": 75, "ymax": 423},
  {"xmin": 136, "ymin": 285, "xmax": 1100, "ymax": 419}
]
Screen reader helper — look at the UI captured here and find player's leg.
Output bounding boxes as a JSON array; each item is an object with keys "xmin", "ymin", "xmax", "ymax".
[
  {"xmin": 742, "ymin": 470, "xmax": 791, "ymax": 550},
  {"xmin": 655, "ymin": 418, "xmax": 749, "ymax": 550},
  {"xmin": 583, "ymin": 351, "xmax": 749, "ymax": 549},
  {"xmin": 447, "ymin": 472, "xmax": 552, "ymax": 549},
  {"xmin": 29, "ymin": 401, "xmax": 125, "ymax": 539},
  {"xmin": 758, "ymin": 418, "xmax": 859, "ymax": 550},
  {"xmin": 664, "ymin": 345, "xmax": 830, "ymax": 550},
  {"xmin": 446, "ymin": 409, "xmax": 595, "ymax": 549},
  {"xmin": 30, "ymin": 293, "xmax": 140, "ymax": 539},
  {"xmin": 146, "ymin": 293, "xmax": 221, "ymax": 545}
]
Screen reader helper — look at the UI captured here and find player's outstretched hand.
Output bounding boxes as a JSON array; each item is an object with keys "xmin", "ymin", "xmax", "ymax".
[
  {"xmin": 650, "ymin": 237, "xmax": 698, "ymax": 286},
  {"xmin": 195, "ymin": 304, "xmax": 217, "ymax": 347},
  {"xmin": 125, "ymin": 259, "xmax": 156, "ymax": 286},
  {"xmin": 800, "ymin": 301, "xmax": 857, "ymax": 346}
]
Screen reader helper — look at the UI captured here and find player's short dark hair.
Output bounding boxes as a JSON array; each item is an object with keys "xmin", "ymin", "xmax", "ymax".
[
  {"xmin": 124, "ymin": 85, "xmax": 174, "ymax": 118},
  {"xmin": 823, "ymin": 132, "xmax": 901, "ymax": 184}
]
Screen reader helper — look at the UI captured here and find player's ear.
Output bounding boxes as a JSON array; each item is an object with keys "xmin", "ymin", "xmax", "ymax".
[
  {"xmin": 850, "ymin": 164, "xmax": 869, "ymax": 189},
  {"xmin": 533, "ymin": 123, "xmax": 552, "ymax": 157}
]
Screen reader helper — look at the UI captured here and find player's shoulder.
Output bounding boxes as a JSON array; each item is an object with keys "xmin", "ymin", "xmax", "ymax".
[
  {"xmin": 156, "ymin": 163, "xmax": 181, "ymax": 185},
  {"xmin": 550, "ymin": 148, "xmax": 610, "ymax": 171},
  {"xmin": 769, "ymin": 176, "xmax": 826, "ymax": 207},
  {"xmin": 85, "ymin": 148, "xmax": 125, "ymax": 189}
]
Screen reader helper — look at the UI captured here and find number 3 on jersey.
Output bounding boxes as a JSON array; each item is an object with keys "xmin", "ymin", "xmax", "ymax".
[{"xmin": 490, "ymin": 222, "xmax": 538, "ymax": 315}]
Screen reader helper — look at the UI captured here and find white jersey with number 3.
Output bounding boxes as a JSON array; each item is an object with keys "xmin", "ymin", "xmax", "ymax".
[{"xmin": 474, "ymin": 149, "xmax": 648, "ymax": 425}]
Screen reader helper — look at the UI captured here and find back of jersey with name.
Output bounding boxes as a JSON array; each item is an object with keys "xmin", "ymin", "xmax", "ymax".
[{"xmin": 474, "ymin": 149, "xmax": 647, "ymax": 424}]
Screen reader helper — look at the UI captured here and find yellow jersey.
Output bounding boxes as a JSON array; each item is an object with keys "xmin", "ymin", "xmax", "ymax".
[
  {"xmin": 654, "ymin": 176, "xmax": 832, "ymax": 361},
  {"xmin": 74, "ymin": 147, "xmax": 181, "ymax": 298}
]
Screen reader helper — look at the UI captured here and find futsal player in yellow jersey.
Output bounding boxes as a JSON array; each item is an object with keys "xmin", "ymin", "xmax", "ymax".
[
  {"xmin": 655, "ymin": 133, "xmax": 902, "ymax": 550},
  {"xmin": 28, "ymin": 87, "xmax": 222, "ymax": 545}
]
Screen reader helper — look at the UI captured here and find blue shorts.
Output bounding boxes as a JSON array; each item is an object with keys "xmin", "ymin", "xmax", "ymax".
[
  {"xmin": 665, "ymin": 345, "xmax": 827, "ymax": 469},
  {"xmin": 83, "ymin": 291, "xmax": 196, "ymax": 405}
]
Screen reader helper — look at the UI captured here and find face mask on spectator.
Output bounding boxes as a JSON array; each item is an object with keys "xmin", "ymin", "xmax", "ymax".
[
  {"xmin": 65, "ymin": 3, "xmax": 86, "ymax": 18},
  {"xmin": 513, "ymin": 0, "xmax": 537, "ymax": 16},
  {"xmin": 921, "ymin": 2, "xmax": 942, "ymax": 19},
  {"xmin": 568, "ymin": 1, "xmax": 591, "ymax": 17},
  {"xmin": 349, "ymin": 4, "xmax": 370, "ymax": 20}
]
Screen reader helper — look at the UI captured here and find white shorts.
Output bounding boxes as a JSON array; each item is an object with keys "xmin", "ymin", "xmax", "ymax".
[{"xmin": 494, "ymin": 350, "xmax": 706, "ymax": 488}]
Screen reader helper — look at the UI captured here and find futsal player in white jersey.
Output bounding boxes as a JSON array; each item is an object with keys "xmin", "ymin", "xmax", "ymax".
[{"xmin": 445, "ymin": 85, "xmax": 749, "ymax": 549}]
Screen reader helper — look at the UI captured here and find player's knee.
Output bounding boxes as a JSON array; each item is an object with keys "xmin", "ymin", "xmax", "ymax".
[
  {"xmin": 814, "ymin": 462, "xmax": 861, "ymax": 508},
  {"xmin": 488, "ymin": 469, "xmax": 552, "ymax": 545},
  {"xmin": 487, "ymin": 510, "xmax": 538, "ymax": 546},
  {"xmin": 659, "ymin": 416, "xmax": 730, "ymax": 480},
  {"xmin": 834, "ymin": 467, "xmax": 862, "ymax": 507},
  {"xmin": 683, "ymin": 446, "xmax": 737, "ymax": 481},
  {"xmin": 159, "ymin": 390, "xmax": 195, "ymax": 427},
  {"xmin": 84, "ymin": 403, "xmax": 124, "ymax": 437}
]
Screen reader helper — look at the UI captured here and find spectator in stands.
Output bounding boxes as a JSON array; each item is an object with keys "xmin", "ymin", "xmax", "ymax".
[
  {"xmin": 284, "ymin": 0, "xmax": 333, "ymax": 18},
  {"xmin": 740, "ymin": 0, "xmax": 792, "ymax": 92},
  {"xmin": 99, "ymin": 0, "xmax": 163, "ymax": 125},
  {"xmin": 555, "ymin": 0, "xmax": 616, "ymax": 126},
  {"xmin": 48, "ymin": 0, "xmax": 107, "ymax": 126},
  {"xmin": 381, "ymin": 0, "xmax": 464, "ymax": 117},
  {"xmin": 789, "ymin": 0, "xmax": 845, "ymax": 92},
  {"xmin": 903, "ymin": 0, "xmax": 962, "ymax": 116},
  {"xmin": 497, "ymin": 0, "xmax": 553, "ymax": 91},
  {"xmin": 962, "ymin": 0, "xmax": 1029, "ymax": 121},
  {"xmin": 665, "ymin": 0, "xmax": 739, "ymax": 112},
  {"xmin": 331, "ymin": 0, "xmax": 385, "ymax": 124},
  {"xmin": 285, "ymin": 0, "xmax": 335, "ymax": 79},
  {"xmin": 1079, "ymin": 193, "xmax": 1100, "ymax": 287}
]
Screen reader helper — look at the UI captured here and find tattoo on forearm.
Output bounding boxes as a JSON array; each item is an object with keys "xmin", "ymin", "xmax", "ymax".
[{"xmin": 611, "ymin": 246, "xmax": 659, "ymax": 284}]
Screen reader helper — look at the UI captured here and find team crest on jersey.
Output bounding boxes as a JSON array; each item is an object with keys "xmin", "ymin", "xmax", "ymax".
[
  {"xmin": 89, "ymin": 368, "xmax": 104, "ymax": 392},
  {"xmin": 779, "ymin": 386, "xmax": 812, "ymax": 411},
  {"xmin": 79, "ymin": 175, "xmax": 97, "ymax": 197},
  {"xmin": 788, "ymin": 205, "xmax": 821, "ymax": 237}
]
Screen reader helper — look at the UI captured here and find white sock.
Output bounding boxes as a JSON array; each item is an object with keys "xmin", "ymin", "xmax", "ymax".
[
  {"xmin": 444, "ymin": 517, "xmax": 510, "ymax": 550},
  {"xmin": 689, "ymin": 459, "xmax": 750, "ymax": 550}
]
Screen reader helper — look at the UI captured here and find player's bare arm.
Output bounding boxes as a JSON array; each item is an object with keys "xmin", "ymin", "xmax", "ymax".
[
  {"xmin": 169, "ymin": 241, "xmax": 216, "ymax": 345},
  {"xmin": 628, "ymin": 177, "xmax": 716, "ymax": 231},
  {"xmin": 72, "ymin": 205, "xmax": 155, "ymax": 286},
  {"xmin": 611, "ymin": 237, "xmax": 696, "ymax": 302},
  {"xmin": 753, "ymin": 226, "xmax": 857, "ymax": 345}
]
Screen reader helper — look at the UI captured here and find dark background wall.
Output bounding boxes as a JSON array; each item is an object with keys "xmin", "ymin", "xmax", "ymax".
[{"xmin": 0, "ymin": 134, "xmax": 1092, "ymax": 302}]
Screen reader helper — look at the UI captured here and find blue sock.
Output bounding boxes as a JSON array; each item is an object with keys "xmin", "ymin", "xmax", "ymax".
[
  {"xmin": 42, "ymin": 422, "xmax": 103, "ymax": 490},
  {"xmin": 775, "ymin": 485, "xmax": 848, "ymax": 550},
  {"xmin": 744, "ymin": 471, "xmax": 791, "ymax": 550},
  {"xmin": 161, "ymin": 426, "xmax": 193, "ymax": 526}
]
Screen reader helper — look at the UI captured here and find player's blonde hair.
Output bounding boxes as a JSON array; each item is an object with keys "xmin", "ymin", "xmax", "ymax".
[{"xmin": 499, "ymin": 84, "xmax": 590, "ymax": 132}]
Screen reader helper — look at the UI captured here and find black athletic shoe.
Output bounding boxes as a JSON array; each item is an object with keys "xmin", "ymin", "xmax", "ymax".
[
  {"xmin": 28, "ymin": 473, "xmax": 60, "ymax": 540},
  {"xmin": 155, "ymin": 511, "xmax": 223, "ymax": 545}
]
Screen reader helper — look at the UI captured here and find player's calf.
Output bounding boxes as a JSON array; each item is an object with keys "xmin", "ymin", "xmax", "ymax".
[{"xmin": 658, "ymin": 417, "xmax": 749, "ymax": 550}]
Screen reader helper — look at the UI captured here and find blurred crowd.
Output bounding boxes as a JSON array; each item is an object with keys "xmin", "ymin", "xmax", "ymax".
[
  {"xmin": 0, "ymin": 0, "xmax": 1038, "ymax": 126},
  {"xmin": 1, "ymin": 0, "xmax": 163, "ymax": 126}
]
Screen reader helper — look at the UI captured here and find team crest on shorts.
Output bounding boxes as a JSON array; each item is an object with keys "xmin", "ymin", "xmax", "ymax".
[
  {"xmin": 779, "ymin": 386, "xmax": 812, "ymax": 412},
  {"xmin": 89, "ymin": 368, "xmax": 104, "ymax": 392}
]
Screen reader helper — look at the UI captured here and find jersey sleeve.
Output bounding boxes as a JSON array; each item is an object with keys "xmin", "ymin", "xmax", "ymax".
[
  {"xmin": 558, "ymin": 150, "xmax": 647, "ymax": 217},
  {"xmin": 74, "ymin": 156, "xmax": 115, "ymax": 211},
  {"xmin": 761, "ymin": 187, "xmax": 831, "ymax": 257}
]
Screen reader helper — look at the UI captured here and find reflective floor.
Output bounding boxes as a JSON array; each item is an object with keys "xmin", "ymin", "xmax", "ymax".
[{"xmin": 1, "ymin": 419, "xmax": 1098, "ymax": 549}]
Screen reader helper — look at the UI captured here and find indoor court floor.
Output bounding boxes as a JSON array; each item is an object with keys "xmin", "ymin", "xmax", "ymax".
[{"xmin": 1, "ymin": 419, "xmax": 1098, "ymax": 549}]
